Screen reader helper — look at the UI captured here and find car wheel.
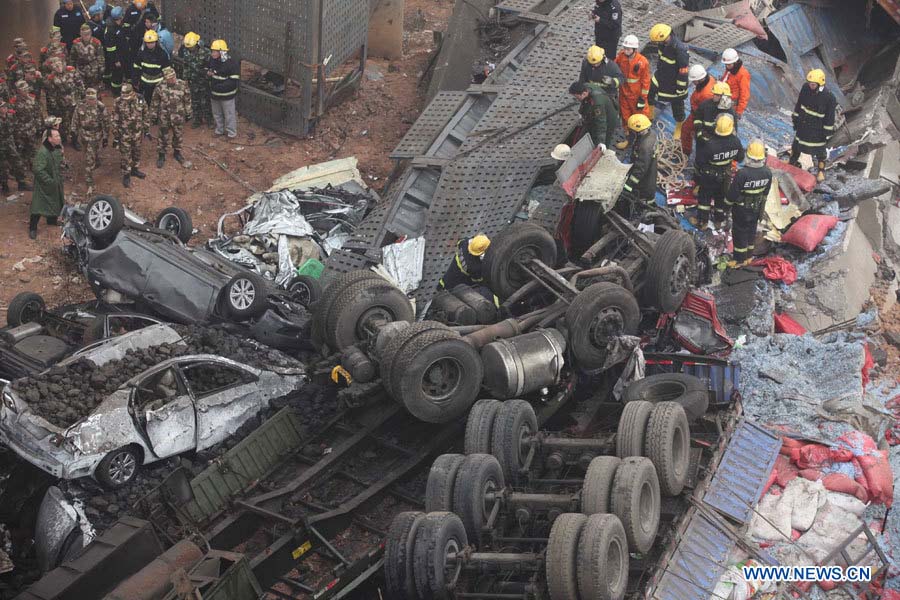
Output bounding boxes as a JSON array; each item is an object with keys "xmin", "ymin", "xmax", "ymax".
[
  {"xmin": 223, "ymin": 272, "xmax": 269, "ymax": 321},
  {"xmin": 483, "ymin": 222, "xmax": 557, "ymax": 299},
  {"xmin": 96, "ymin": 447, "xmax": 140, "ymax": 489},
  {"xmin": 7, "ymin": 292, "xmax": 45, "ymax": 327},
  {"xmin": 84, "ymin": 195, "xmax": 125, "ymax": 242},
  {"xmin": 643, "ymin": 230, "xmax": 695, "ymax": 313},
  {"xmin": 155, "ymin": 207, "xmax": 193, "ymax": 243},
  {"xmin": 286, "ymin": 275, "xmax": 323, "ymax": 308},
  {"xmin": 565, "ymin": 282, "xmax": 640, "ymax": 370}
]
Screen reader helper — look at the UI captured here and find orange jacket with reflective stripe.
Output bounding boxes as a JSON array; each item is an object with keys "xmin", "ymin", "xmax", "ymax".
[
  {"xmin": 721, "ymin": 63, "xmax": 751, "ymax": 116},
  {"xmin": 614, "ymin": 50, "xmax": 650, "ymax": 105}
]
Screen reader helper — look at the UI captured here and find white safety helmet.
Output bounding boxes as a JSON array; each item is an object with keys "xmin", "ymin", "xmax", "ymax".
[
  {"xmin": 550, "ymin": 144, "xmax": 571, "ymax": 161},
  {"xmin": 722, "ymin": 48, "xmax": 739, "ymax": 65},
  {"xmin": 688, "ymin": 64, "xmax": 707, "ymax": 83},
  {"xmin": 622, "ymin": 34, "xmax": 639, "ymax": 49}
]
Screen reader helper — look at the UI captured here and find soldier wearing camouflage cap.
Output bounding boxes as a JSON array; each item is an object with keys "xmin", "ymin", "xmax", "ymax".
[
  {"xmin": 10, "ymin": 80, "xmax": 42, "ymax": 165},
  {"xmin": 45, "ymin": 57, "xmax": 85, "ymax": 145},
  {"xmin": 72, "ymin": 87, "xmax": 109, "ymax": 194},
  {"xmin": 177, "ymin": 31, "xmax": 212, "ymax": 128},
  {"xmin": 70, "ymin": 22, "xmax": 105, "ymax": 88},
  {"xmin": 113, "ymin": 82, "xmax": 148, "ymax": 187},
  {"xmin": 0, "ymin": 99, "xmax": 30, "ymax": 194},
  {"xmin": 150, "ymin": 65, "xmax": 191, "ymax": 167}
]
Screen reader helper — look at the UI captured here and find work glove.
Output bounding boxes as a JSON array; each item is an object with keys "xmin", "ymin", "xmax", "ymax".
[
  {"xmin": 598, "ymin": 143, "xmax": 607, "ymax": 153},
  {"xmin": 636, "ymin": 97, "xmax": 646, "ymax": 110}
]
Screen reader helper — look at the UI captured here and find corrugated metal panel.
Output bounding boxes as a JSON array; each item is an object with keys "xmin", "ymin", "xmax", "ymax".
[
  {"xmin": 643, "ymin": 354, "xmax": 740, "ymax": 409},
  {"xmin": 652, "ymin": 508, "xmax": 734, "ymax": 600},
  {"xmin": 703, "ymin": 420, "xmax": 781, "ymax": 524}
]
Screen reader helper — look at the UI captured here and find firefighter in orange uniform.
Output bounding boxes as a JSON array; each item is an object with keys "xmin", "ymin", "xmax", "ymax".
[
  {"xmin": 613, "ymin": 34, "xmax": 651, "ymax": 150},
  {"xmin": 720, "ymin": 48, "xmax": 751, "ymax": 121}
]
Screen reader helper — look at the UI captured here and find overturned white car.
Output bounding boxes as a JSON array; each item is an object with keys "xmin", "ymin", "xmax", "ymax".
[{"xmin": 0, "ymin": 325, "xmax": 306, "ymax": 488}]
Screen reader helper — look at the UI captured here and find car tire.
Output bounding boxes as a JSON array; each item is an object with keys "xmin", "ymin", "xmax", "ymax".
[
  {"xmin": 84, "ymin": 195, "xmax": 125, "ymax": 242},
  {"xmin": 581, "ymin": 456, "xmax": 621, "ymax": 515},
  {"xmin": 452, "ymin": 454, "xmax": 505, "ymax": 545},
  {"xmin": 577, "ymin": 513, "xmax": 629, "ymax": 600},
  {"xmin": 312, "ymin": 270, "xmax": 383, "ymax": 350},
  {"xmin": 384, "ymin": 511, "xmax": 426, "ymax": 600},
  {"xmin": 490, "ymin": 399, "xmax": 537, "ymax": 487},
  {"xmin": 565, "ymin": 282, "xmax": 640, "ymax": 370},
  {"xmin": 394, "ymin": 332, "xmax": 483, "ymax": 423},
  {"xmin": 425, "ymin": 454, "xmax": 466, "ymax": 513},
  {"xmin": 610, "ymin": 457, "xmax": 660, "ymax": 553},
  {"xmin": 622, "ymin": 374, "xmax": 709, "ymax": 422},
  {"xmin": 643, "ymin": 229, "xmax": 695, "ymax": 313},
  {"xmin": 380, "ymin": 322, "xmax": 454, "ymax": 398},
  {"xmin": 286, "ymin": 275, "xmax": 323, "ymax": 308},
  {"xmin": 546, "ymin": 513, "xmax": 587, "ymax": 600},
  {"xmin": 326, "ymin": 277, "xmax": 414, "ymax": 352},
  {"xmin": 464, "ymin": 399, "xmax": 502, "ymax": 455},
  {"xmin": 155, "ymin": 206, "xmax": 193, "ymax": 243},
  {"xmin": 571, "ymin": 200, "xmax": 605, "ymax": 259},
  {"xmin": 615, "ymin": 400, "xmax": 653, "ymax": 459},
  {"xmin": 483, "ymin": 222, "xmax": 557, "ymax": 299},
  {"xmin": 222, "ymin": 272, "xmax": 269, "ymax": 321},
  {"xmin": 7, "ymin": 292, "xmax": 46, "ymax": 327},
  {"xmin": 95, "ymin": 446, "xmax": 140, "ymax": 489},
  {"xmin": 412, "ymin": 512, "xmax": 468, "ymax": 600},
  {"xmin": 645, "ymin": 402, "xmax": 690, "ymax": 496}
]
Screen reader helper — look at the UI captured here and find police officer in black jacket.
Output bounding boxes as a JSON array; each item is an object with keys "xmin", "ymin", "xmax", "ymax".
[
  {"xmin": 53, "ymin": 0, "xmax": 86, "ymax": 48},
  {"xmin": 789, "ymin": 68, "xmax": 837, "ymax": 183},
  {"xmin": 590, "ymin": 0, "xmax": 622, "ymax": 60},
  {"xmin": 103, "ymin": 7, "xmax": 128, "ymax": 94}
]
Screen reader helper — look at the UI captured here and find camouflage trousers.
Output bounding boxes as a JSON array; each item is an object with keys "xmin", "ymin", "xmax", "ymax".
[
  {"xmin": 77, "ymin": 66, "xmax": 103, "ymax": 90},
  {"xmin": 0, "ymin": 135, "xmax": 25, "ymax": 182},
  {"xmin": 16, "ymin": 137, "xmax": 37, "ymax": 167},
  {"xmin": 119, "ymin": 132, "xmax": 142, "ymax": 175},
  {"xmin": 81, "ymin": 134, "xmax": 103, "ymax": 186},
  {"xmin": 157, "ymin": 122, "xmax": 184, "ymax": 153},
  {"xmin": 189, "ymin": 83, "xmax": 212, "ymax": 124},
  {"xmin": 51, "ymin": 103, "xmax": 76, "ymax": 141}
]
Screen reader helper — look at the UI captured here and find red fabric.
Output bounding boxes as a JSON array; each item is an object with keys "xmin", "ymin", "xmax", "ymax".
[
  {"xmin": 666, "ymin": 185, "xmax": 699, "ymax": 206},
  {"xmin": 858, "ymin": 451, "xmax": 893, "ymax": 506},
  {"xmin": 862, "ymin": 344, "xmax": 875, "ymax": 389},
  {"xmin": 883, "ymin": 589, "xmax": 900, "ymax": 600},
  {"xmin": 781, "ymin": 214, "xmax": 839, "ymax": 252},
  {"xmin": 766, "ymin": 156, "xmax": 818, "ymax": 192},
  {"xmin": 791, "ymin": 444, "xmax": 853, "ymax": 469},
  {"xmin": 774, "ymin": 454, "xmax": 800, "ymax": 486},
  {"xmin": 774, "ymin": 313, "xmax": 807, "ymax": 335},
  {"xmin": 780, "ymin": 437, "xmax": 806, "ymax": 454},
  {"xmin": 751, "ymin": 257, "xmax": 798, "ymax": 284},
  {"xmin": 798, "ymin": 469, "xmax": 870, "ymax": 502},
  {"xmin": 614, "ymin": 51, "xmax": 652, "ymax": 126},
  {"xmin": 681, "ymin": 76, "xmax": 717, "ymax": 155},
  {"xmin": 725, "ymin": 0, "xmax": 768, "ymax": 41},
  {"xmin": 556, "ymin": 202, "xmax": 574, "ymax": 251},
  {"xmin": 761, "ymin": 467, "xmax": 778, "ymax": 497}
]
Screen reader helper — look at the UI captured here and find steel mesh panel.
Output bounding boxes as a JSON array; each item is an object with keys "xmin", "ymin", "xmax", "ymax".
[
  {"xmin": 322, "ymin": 0, "xmax": 370, "ymax": 76},
  {"xmin": 528, "ymin": 184, "xmax": 570, "ymax": 232},
  {"xmin": 236, "ymin": 86, "xmax": 309, "ymax": 136},
  {"xmin": 166, "ymin": 0, "xmax": 240, "ymax": 46},
  {"xmin": 322, "ymin": 247, "xmax": 378, "ymax": 279},
  {"xmin": 496, "ymin": 0, "xmax": 545, "ymax": 13},
  {"xmin": 349, "ymin": 200, "xmax": 391, "ymax": 247},
  {"xmin": 391, "ymin": 92, "xmax": 468, "ymax": 159},
  {"xmin": 689, "ymin": 23, "xmax": 756, "ymax": 54}
]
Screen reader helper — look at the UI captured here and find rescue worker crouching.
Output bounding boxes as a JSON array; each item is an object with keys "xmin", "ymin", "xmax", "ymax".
[
  {"xmin": 646, "ymin": 23, "xmax": 689, "ymax": 139},
  {"xmin": 790, "ymin": 69, "xmax": 837, "ymax": 183},
  {"xmin": 569, "ymin": 81, "xmax": 617, "ymax": 151},
  {"xmin": 440, "ymin": 235, "xmax": 491, "ymax": 292},
  {"xmin": 726, "ymin": 139, "xmax": 772, "ymax": 267},
  {"xmin": 614, "ymin": 34, "xmax": 651, "ymax": 150},
  {"xmin": 693, "ymin": 113, "xmax": 744, "ymax": 229},
  {"xmin": 619, "ymin": 114, "xmax": 658, "ymax": 212}
]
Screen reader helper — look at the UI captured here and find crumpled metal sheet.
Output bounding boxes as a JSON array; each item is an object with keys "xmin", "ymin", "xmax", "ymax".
[
  {"xmin": 243, "ymin": 192, "xmax": 316, "ymax": 238},
  {"xmin": 382, "ymin": 237, "xmax": 425, "ymax": 294}
]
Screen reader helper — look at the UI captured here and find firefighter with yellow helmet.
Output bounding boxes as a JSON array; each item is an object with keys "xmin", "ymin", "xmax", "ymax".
[{"xmin": 789, "ymin": 69, "xmax": 837, "ymax": 183}]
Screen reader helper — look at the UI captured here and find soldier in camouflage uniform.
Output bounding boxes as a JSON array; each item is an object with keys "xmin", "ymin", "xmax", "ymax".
[
  {"xmin": 176, "ymin": 32, "xmax": 211, "ymax": 128},
  {"xmin": 22, "ymin": 64, "xmax": 44, "ymax": 104},
  {"xmin": 40, "ymin": 28, "xmax": 66, "ymax": 75},
  {"xmin": 0, "ymin": 75, "xmax": 8, "ymax": 103},
  {"xmin": 7, "ymin": 50, "xmax": 38, "ymax": 92},
  {"xmin": 150, "ymin": 66, "xmax": 191, "ymax": 167},
  {"xmin": 5, "ymin": 38, "xmax": 28, "ymax": 73},
  {"xmin": 46, "ymin": 57, "xmax": 85, "ymax": 145},
  {"xmin": 10, "ymin": 80, "xmax": 42, "ymax": 165},
  {"xmin": 0, "ymin": 100, "xmax": 30, "ymax": 194},
  {"xmin": 69, "ymin": 23, "xmax": 105, "ymax": 89},
  {"xmin": 71, "ymin": 88, "xmax": 109, "ymax": 194},
  {"xmin": 113, "ymin": 82, "xmax": 148, "ymax": 187}
]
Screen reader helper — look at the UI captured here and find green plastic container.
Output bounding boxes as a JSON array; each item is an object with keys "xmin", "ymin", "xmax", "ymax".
[{"xmin": 296, "ymin": 258, "xmax": 324, "ymax": 279}]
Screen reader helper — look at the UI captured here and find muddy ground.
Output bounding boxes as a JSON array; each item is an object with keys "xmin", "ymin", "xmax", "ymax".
[{"xmin": 0, "ymin": 0, "xmax": 454, "ymax": 322}]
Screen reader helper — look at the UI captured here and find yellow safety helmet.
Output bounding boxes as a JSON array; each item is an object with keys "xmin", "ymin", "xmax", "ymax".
[
  {"xmin": 134, "ymin": 0, "xmax": 146, "ymax": 8},
  {"xmin": 183, "ymin": 32, "xmax": 200, "ymax": 48},
  {"xmin": 712, "ymin": 81, "xmax": 731, "ymax": 96},
  {"xmin": 714, "ymin": 113, "xmax": 735, "ymax": 136},
  {"xmin": 747, "ymin": 139, "xmax": 766, "ymax": 161},
  {"xmin": 210, "ymin": 39, "xmax": 228, "ymax": 52},
  {"xmin": 586, "ymin": 45, "xmax": 605, "ymax": 65},
  {"xmin": 468, "ymin": 234, "xmax": 491, "ymax": 257},
  {"xmin": 627, "ymin": 114, "xmax": 652, "ymax": 133},
  {"xmin": 649, "ymin": 24, "xmax": 672, "ymax": 43},
  {"xmin": 806, "ymin": 68, "xmax": 826, "ymax": 86},
  {"xmin": 143, "ymin": 29, "xmax": 159, "ymax": 43}
]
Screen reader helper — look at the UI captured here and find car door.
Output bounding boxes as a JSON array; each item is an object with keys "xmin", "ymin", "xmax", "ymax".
[
  {"xmin": 179, "ymin": 361, "xmax": 260, "ymax": 450},
  {"xmin": 133, "ymin": 366, "xmax": 197, "ymax": 458}
]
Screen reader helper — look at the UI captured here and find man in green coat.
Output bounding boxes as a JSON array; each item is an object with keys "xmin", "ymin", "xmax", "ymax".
[
  {"xmin": 569, "ymin": 80, "xmax": 618, "ymax": 150},
  {"xmin": 29, "ymin": 127, "xmax": 65, "ymax": 239}
]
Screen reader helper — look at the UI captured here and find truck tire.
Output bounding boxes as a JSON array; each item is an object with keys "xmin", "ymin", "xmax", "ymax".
[
  {"xmin": 155, "ymin": 206, "xmax": 193, "ymax": 243},
  {"xmin": 313, "ymin": 270, "xmax": 383, "ymax": 349},
  {"xmin": 95, "ymin": 446, "xmax": 140, "ymax": 489},
  {"xmin": 464, "ymin": 399, "xmax": 502, "ymax": 455},
  {"xmin": 380, "ymin": 322, "xmax": 453, "ymax": 396},
  {"xmin": 222, "ymin": 272, "xmax": 269, "ymax": 321},
  {"xmin": 546, "ymin": 513, "xmax": 587, "ymax": 600},
  {"xmin": 452, "ymin": 454, "xmax": 505, "ymax": 545},
  {"xmin": 326, "ymin": 277, "xmax": 414, "ymax": 352},
  {"xmin": 615, "ymin": 400, "xmax": 653, "ymax": 459},
  {"xmin": 643, "ymin": 229, "xmax": 695, "ymax": 313},
  {"xmin": 412, "ymin": 512, "xmax": 467, "ymax": 600},
  {"xmin": 286, "ymin": 275, "xmax": 323, "ymax": 308},
  {"xmin": 565, "ymin": 283, "xmax": 639, "ymax": 370},
  {"xmin": 425, "ymin": 454, "xmax": 466, "ymax": 512},
  {"xmin": 84, "ymin": 194, "xmax": 125, "ymax": 243},
  {"xmin": 394, "ymin": 332, "xmax": 483, "ymax": 423},
  {"xmin": 7, "ymin": 292, "xmax": 45, "ymax": 327},
  {"xmin": 571, "ymin": 200, "xmax": 605, "ymax": 259},
  {"xmin": 577, "ymin": 513, "xmax": 629, "ymax": 600},
  {"xmin": 490, "ymin": 399, "xmax": 537, "ymax": 486},
  {"xmin": 581, "ymin": 456, "xmax": 621, "ymax": 515},
  {"xmin": 483, "ymin": 222, "xmax": 557, "ymax": 299},
  {"xmin": 385, "ymin": 511, "xmax": 426, "ymax": 600},
  {"xmin": 622, "ymin": 373, "xmax": 709, "ymax": 422},
  {"xmin": 610, "ymin": 457, "xmax": 660, "ymax": 553},
  {"xmin": 645, "ymin": 402, "xmax": 690, "ymax": 496}
]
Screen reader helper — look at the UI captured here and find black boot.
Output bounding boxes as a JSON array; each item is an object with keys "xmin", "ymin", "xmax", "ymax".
[
  {"xmin": 122, "ymin": 174, "xmax": 131, "ymax": 188},
  {"xmin": 28, "ymin": 229, "xmax": 36, "ymax": 240},
  {"xmin": 17, "ymin": 179, "xmax": 31, "ymax": 191},
  {"xmin": 173, "ymin": 150, "xmax": 184, "ymax": 164},
  {"xmin": 28, "ymin": 214, "xmax": 39, "ymax": 239},
  {"xmin": 788, "ymin": 148, "xmax": 801, "ymax": 167},
  {"xmin": 156, "ymin": 153, "xmax": 165, "ymax": 168},
  {"xmin": 130, "ymin": 168, "xmax": 146, "ymax": 179}
]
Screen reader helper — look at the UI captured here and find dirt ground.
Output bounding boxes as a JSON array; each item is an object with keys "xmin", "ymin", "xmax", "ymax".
[{"xmin": 0, "ymin": 0, "xmax": 453, "ymax": 321}]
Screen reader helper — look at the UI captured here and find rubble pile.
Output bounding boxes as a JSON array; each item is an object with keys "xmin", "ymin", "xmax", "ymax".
[{"xmin": 10, "ymin": 325, "xmax": 302, "ymax": 428}]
